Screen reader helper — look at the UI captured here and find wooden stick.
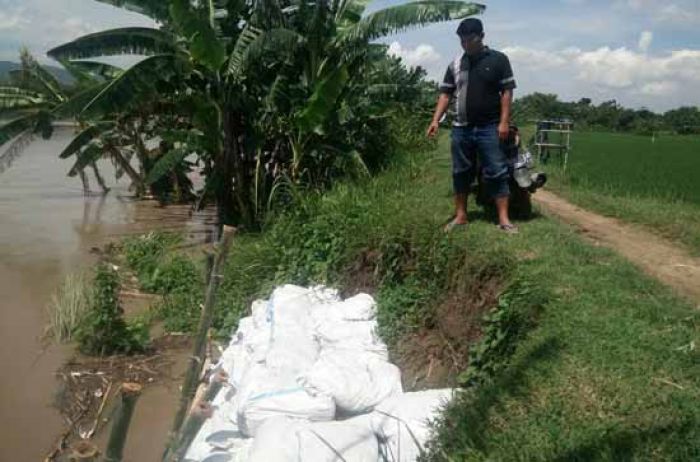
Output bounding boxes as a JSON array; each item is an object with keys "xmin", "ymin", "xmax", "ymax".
[
  {"xmin": 170, "ymin": 401, "xmax": 214, "ymax": 461},
  {"xmin": 169, "ymin": 371, "xmax": 228, "ymax": 461},
  {"xmin": 104, "ymin": 383, "xmax": 142, "ymax": 462},
  {"xmin": 85, "ymin": 381, "xmax": 113, "ymax": 439},
  {"xmin": 165, "ymin": 226, "xmax": 236, "ymax": 460}
]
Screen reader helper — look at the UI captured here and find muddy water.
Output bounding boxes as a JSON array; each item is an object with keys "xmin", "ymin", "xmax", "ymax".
[{"xmin": 0, "ymin": 128, "xmax": 216, "ymax": 461}]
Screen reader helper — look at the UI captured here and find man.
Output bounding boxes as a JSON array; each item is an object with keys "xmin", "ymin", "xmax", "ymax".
[{"xmin": 427, "ymin": 18, "xmax": 518, "ymax": 233}]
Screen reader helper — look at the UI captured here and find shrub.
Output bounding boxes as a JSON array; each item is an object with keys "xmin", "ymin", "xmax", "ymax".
[
  {"xmin": 122, "ymin": 232, "xmax": 181, "ymax": 289},
  {"xmin": 141, "ymin": 254, "xmax": 201, "ymax": 294},
  {"xmin": 77, "ymin": 264, "xmax": 148, "ymax": 355}
]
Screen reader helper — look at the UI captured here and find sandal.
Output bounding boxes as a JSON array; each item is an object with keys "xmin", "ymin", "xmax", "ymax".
[
  {"xmin": 444, "ymin": 218, "xmax": 469, "ymax": 233},
  {"xmin": 498, "ymin": 223, "xmax": 519, "ymax": 234}
]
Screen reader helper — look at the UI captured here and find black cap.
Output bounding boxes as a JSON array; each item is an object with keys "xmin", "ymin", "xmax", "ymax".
[{"xmin": 456, "ymin": 18, "xmax": 483, "ymax": 38}]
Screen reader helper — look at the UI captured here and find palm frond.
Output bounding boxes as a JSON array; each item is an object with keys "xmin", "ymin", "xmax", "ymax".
[
  {"xmin": 227, "ymin": 25, "xmax": 263, "ymax": 77},
  {"xmin": 0, "ymin": 113, "xmax": 37, "ymax": 146},
  {"xmin": 145, "ymin": 146, "xmax": 190, "ymax": 185},
  {"xmin": 338, "ymin": 1, "xmax": 485, "ymax": 43},
  {"xmin": 79, "ymin": 54, "xmax": 181, "ymax": 118},
  {"xmin": 52, "ymin": 82, "xmax": 111, "ymax": 119},
  {"xmin": 20, "ymin": 49, "xmax": 66, "ymax": 103},
  {"xmin": 0, "ymin": 86, "xmax": 47, "ymax": 110},
  {"xmin": 68, "ymin": 143, "xmax": 105, "ymax": 177},
  {"xmin": 298, "ymin": 64, "xmax": 349, "ymax": 134},
  {"xmin": 170, "ymin": 0, "xmax": 226, "ymax": 71},
  {"xmin": 228, "ymin": 28, "xmax": 305, "ymax": 78},
  {"xmin": 60, "ymin": 123, "xmax": 114, "ymax": 159},
  {"xmin": 48, "ymin": 27, "xmax": 177, "ymax": 61},
  {"xmin": 63, "ymin": 61, "xmax": 123, "ymax": 81},
  {"xmin": 336, "ymin": 0, "xmax": 372, "ymax": 25},
  {"xmin": 94, "ymin": 0, "xmax": 171, "ymax": 21}
]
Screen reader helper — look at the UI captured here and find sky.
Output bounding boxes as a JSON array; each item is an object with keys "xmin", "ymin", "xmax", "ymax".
[{"xmin": 1, "ymin": 0, "xmax": 699, "ymax": 112}]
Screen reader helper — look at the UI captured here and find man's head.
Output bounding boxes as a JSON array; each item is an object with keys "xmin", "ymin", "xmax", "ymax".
[{"xmin": 457, "ymin": 18, "xmax": 484, "ymax": 55}]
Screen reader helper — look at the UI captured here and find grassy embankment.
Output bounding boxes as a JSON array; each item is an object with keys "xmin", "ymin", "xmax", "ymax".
[
  {"xmin": 116, "ymin": 135, "xmax": 699, "ymax": 460},
  {"xmin": 539, "ymin": 131, "xmax": 700, "ymax": 255}
]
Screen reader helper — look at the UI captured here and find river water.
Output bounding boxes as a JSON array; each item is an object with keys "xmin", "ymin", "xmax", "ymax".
[{"xmin": 0, "ymin": 127, "xmax": 216, "ymax": 460}]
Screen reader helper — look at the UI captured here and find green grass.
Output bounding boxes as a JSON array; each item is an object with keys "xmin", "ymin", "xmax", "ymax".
[
  {"xmin": 121, "ymin": 134, "xmax": 699, "ymax": 459},
  {"xmin": 541, "ymin": 131, "xmax": 700, "ymax": 254},
  {"xmin": 211, "ymin": 136, "xmax": 699, "ymax": 460}
]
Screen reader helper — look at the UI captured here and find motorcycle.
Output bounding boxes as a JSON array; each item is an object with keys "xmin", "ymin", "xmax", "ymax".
[{"xmin": 473, "ymin": 125, "xmax": 547, "ymax": 220}]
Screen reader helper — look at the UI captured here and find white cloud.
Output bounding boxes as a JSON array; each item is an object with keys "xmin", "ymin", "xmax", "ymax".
[
  {"xmin": 0, "ymin": 9, "xmax": 29, "ymax": 31},
  {"xmin": 387, "ymin": 41, "xmax": 441, "ymax": 68},
  {"xmin": 503, "ymin": 44, "xmax": 700, "ymax": 110},
  {"xmin": 638, "ymin": 30, "xmax": 653, "ymax": 52},
  {"xmin": 502, "ymin": 46, "xmax": 567, "ymax": 69},
  {"xmin": 639, "ymin": 81, "xmax": 678, "ymax": 96},
  {"xmin": 623, "ymin": 0, "xmax": 700, "ymax": 25}
]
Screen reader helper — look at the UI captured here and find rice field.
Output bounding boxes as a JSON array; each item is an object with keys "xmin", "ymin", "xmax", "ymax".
[
  {"xmin": 541, "ymin": 130, "xmax": 700, "ymax": 254},
  {"xmin": 562, "ymin": 131, "xmax": 700, "ymax": 203}
]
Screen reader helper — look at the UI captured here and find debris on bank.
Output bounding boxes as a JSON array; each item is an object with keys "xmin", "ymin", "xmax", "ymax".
[{"xmin": 185, "ymin": 285, "xmax": 454, "ymax": 461}]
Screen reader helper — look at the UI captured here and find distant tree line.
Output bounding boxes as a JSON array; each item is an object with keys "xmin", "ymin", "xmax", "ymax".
[{"xmin": 512, "ymin": 92, "xmax": 700, "ymax": 135}]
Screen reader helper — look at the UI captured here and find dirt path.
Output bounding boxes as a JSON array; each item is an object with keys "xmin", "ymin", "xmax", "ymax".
[{"xmin": 533, "ymin": 190, "xmax": 700, "ymax": 305}]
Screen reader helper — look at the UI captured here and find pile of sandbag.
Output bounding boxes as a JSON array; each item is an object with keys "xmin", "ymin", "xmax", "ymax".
[{"xmin": 185, "ymin": 285, "xmax": 454, "ymax": 462}]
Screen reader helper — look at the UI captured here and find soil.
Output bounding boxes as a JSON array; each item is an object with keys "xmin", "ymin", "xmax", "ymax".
[
  {"xmin": 533, "ymin": 190, "xmax": 700, "ymax": 305},
  {"xmin": 339, "ymin": 248, "xmax": 381, "ymax": 297},
  {"xmin": 394, "ymin": 277, "xmax": 504, "ymax": 392}
]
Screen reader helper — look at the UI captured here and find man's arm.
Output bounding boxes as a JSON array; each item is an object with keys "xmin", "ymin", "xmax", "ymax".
[
  {"xmin": 498, "ymin": 89, "xmax": 513, "ymax": 140},
  {"xmin": 497, "ymin": 53, "xmax": 517, "ymax": 140},
  {"xmin": 428, "ymin": 64, "xmax": 456, "ymax": 138},
  {"xmin": 427, "ymin": 93, "xmax": 451, "ymax": 138}
]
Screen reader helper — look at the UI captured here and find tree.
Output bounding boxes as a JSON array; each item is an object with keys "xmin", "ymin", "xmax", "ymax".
[
  {"xmin": 0, "ymin": 49, "xmax": 112, "ymax": 191},
  {"xmin": 49, "ymin": 0, "xmax": 486, "ymax": 227},
  {"xmin": 664, "ymin": 106, "xmax": 700, "ymax": 134}
]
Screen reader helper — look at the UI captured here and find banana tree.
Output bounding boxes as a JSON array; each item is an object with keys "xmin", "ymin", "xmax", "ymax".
[
  {"xmin": 0, "ymin": 49, "xmax": 114, "ymax": 191},
  {"xmin": 48, "ymin": 0, "xmax": 485, "ymax": 226},
  {"xmin": 260, "ymin": 0, "xmax": 485, "ymax": 181}
]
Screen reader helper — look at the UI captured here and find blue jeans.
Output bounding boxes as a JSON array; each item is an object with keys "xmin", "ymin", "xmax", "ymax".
[{"xmin": 451, "ymin": 124, "xmax": 510, "ymax": 199}]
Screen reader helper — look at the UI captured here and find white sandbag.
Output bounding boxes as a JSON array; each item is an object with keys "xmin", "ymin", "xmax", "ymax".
[
  {"xmin": 371, "ymin": 389, "xmax": 454, "ymax": 462},
  {"xmin": 251, "ymin": 300, "xmax": 270, "ymax": 329},
  {"xmin": 268, "ymin": 285, "xmax": 314, "ymax": 326},
  {"xmin": 301, "ymin": 351, "xmax": 403, "ymax": 414},
  {"xmin": 246, "ymin": 417, "xmax": 302, "ymax": 462},
  {"xmin": 184, "ymin": 388, "xmax": 249, "ymax": 462},
  {"xmin": 249, "ymin": 415, "xmax": 379, "ymax": 462},
  {"xmin": 219, "ymin": 315, "xmax": 271, "ymax": 386},
  {"xmin": 332, "ymin": 293, "xmax": 377, "ymax": 321},
  {"xmin": 264, "ymin": 323, "xmax": 319, "ymax": 374},
  {"xmin": 235, "ymin": 363, "xmax": 335, "ymax": 437},
  {"xmin": 315, "ymin": 319, "xmax": 388, "ymax": 359}
]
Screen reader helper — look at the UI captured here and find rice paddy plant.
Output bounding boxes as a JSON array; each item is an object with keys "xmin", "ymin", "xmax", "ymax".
[
  {"xmin": 47, "ymin": 272, "xmax": 91, "ymax": 343},
  {"xmin": 563, "ymin": 132, "xmax": 700, "ymax": 202}
]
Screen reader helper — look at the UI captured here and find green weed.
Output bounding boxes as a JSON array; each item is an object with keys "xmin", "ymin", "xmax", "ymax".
[{"xmin": 77, "ymin": 264, "xmax": 148, "ymax": 355}]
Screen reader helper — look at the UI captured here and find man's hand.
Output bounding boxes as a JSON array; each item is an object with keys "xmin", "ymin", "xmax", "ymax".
[
  {"xmin": 427, "ymin": 121, "xmax": 440, "ymax": 138},
  {"xmin": 498, "ymin": 121, "xmax": 510, "ymax": 141}
]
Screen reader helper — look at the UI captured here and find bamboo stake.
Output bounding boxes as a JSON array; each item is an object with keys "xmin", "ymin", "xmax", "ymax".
[
  {"xmin": 165, "ymin": 226, "xmax": 236, "ymax": 460},
  {"xmin": 168, "ymin": 371, "xmax": 229, "ymax": 461},
  {"xmin": 104, "ymin": 383, "xmax": 142, "ymax": 462},
  {"xmin": 170, "ymin": 401, "xmax": 214, "ymax": 461}
]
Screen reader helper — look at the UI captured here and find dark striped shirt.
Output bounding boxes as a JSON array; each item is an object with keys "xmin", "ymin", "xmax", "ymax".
[{"xmin": 440, "ymin": 47, "xmax": 516, "ymax": 126}]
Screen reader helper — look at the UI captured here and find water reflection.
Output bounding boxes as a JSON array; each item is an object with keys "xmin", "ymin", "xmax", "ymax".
[{"xmin": 0, "ymin": 127, "xmax": 216, "ymax": 461}]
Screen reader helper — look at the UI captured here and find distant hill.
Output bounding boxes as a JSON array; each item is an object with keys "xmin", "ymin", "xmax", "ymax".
[{"xmin": 0, "ymin": 61, "xmax": 75, "ymax": 85}]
